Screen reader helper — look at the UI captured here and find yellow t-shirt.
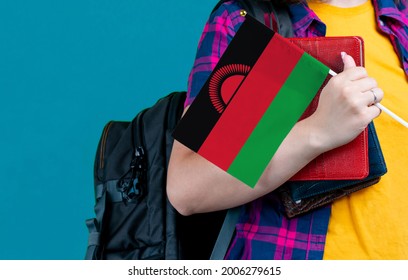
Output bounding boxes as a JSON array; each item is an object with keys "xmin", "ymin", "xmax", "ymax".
[{"xmin": 308, "ymin": 1, "xmax": 408, "ymax": 259}]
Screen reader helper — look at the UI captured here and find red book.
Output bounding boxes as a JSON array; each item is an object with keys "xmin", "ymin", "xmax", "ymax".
[{"xmin": 288, "ymin": 36, "xmax": 369, "ymax": 181}]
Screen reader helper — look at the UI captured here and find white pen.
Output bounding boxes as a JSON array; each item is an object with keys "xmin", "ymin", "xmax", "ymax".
[{"xmin": 375, "ymin": 103, "xmax": 408, "ymax": 128}]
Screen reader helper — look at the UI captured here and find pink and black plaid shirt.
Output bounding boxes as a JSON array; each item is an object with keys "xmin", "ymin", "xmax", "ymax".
[{"xmin": 185, "ymin": 0, "xmax": 408, "ymax": 259}]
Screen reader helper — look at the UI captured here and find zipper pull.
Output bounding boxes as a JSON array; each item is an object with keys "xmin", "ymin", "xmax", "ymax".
[{"xmin": 117, "ymin": 146, "xmax": 146, "ymax": 204}]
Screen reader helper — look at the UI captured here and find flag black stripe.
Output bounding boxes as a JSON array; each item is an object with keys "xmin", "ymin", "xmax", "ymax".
[{"xmin": 173, "ymin": 17, "xmax": 274, "ymax": 152}]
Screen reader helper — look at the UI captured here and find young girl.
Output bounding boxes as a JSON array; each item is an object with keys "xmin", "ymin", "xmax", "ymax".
[{"xmin": 167, "ymin": 0, "xmax": 408, "ymax": 259}]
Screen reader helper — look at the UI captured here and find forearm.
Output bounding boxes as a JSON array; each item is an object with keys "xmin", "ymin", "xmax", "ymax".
[
  {"xmin": 168, "ymin": 51, "xmax": 383, "ymax": 216},
  {"xmin": 167, "ymin": 117, "xmax": 324, "ymax": 215}
]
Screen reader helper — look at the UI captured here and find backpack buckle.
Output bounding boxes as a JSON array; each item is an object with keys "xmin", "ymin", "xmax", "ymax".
[{"xmin": 117, "ymin": 146, "xmax": 146, "ymax": 204}]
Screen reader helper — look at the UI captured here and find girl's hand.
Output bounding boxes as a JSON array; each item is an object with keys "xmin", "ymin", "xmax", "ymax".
[{"xmin": 307, "ymin": 52, "xmax": 383, "ymax": 152}]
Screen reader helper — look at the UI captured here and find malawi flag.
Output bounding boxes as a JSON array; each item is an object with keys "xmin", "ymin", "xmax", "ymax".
[{"xmin": 173, "ymin": 15, "xmax": 330, "ymax": 188}]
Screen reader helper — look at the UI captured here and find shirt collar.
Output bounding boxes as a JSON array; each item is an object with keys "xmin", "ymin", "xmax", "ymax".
[
  {"xmin": 374, "ymin": 0, "xmax": 408, "ymax": 24},
  {"xmin": 288, "ymin": 2, "xmax": 325, "ymax": 37}
]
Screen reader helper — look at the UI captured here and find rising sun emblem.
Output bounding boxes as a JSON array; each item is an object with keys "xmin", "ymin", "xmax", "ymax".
[{"xmin": 208, "ymin": 64, "xmax": 251, "ymax": 113}]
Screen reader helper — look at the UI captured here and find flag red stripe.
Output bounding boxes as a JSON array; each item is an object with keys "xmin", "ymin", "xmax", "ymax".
[{"xmin": 198, "ymin": 35, "xmax": 304, "ymax": 170}]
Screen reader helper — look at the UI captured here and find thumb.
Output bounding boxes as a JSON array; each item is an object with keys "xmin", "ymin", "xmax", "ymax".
[{"xmin": 341, "ymin": 51, "xmax": 356, "ymax": 70}]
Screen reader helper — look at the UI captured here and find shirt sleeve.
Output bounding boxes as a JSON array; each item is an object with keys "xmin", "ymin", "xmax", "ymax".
[{"xmin": 185, "ymin": 2, "xmax": 245, "ymax": 107}]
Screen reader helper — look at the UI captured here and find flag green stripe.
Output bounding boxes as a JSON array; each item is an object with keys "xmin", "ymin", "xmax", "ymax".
[{"xmin": 227, "ymin": 53, "xmax": 330, "ymax": 188}]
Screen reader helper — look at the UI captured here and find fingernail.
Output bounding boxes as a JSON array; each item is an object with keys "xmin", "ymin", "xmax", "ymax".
[{"xmin": 341, "ymin": 52, "xmax": 346, "ymax": 59}]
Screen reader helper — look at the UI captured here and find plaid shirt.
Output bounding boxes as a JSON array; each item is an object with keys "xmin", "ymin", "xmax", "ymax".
[
  {"xmin": 185, "ymin": 0, "xmax": 408, "ymax": 260},
  {"xmin": 225, "ymin": 194, "xmax": 331, "ymax": 260}
]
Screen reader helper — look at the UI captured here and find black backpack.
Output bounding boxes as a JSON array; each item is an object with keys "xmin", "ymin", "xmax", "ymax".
[
  {"xmin": 85, "ymin": 0, "xmax": 293, "ymax": 260},
  {"xmin": 85, "ymin": 91, "xmax": 228, "ymax": 259}
]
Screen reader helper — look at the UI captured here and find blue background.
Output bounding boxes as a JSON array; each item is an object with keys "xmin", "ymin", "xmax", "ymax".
[{"xmin": 0, "ymin": 0, "xmax": 217, "ymax": 260}]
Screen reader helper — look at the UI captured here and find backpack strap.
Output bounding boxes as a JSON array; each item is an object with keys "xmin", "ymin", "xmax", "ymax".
[
  {"xmin": 263, "ymin": 1, "xmax": 294, "ymax": 37},
  {"xmin": 210, "ymin": 206, "xmax": 241, "ymax": 260},
  {"xmin": 211, "ymin": 0, "xmax": 293, "ymax": 37}
]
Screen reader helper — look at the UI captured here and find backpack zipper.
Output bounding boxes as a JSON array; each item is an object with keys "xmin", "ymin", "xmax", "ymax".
[
  {"xmin": 116, "ymin": 111, "xmax": 147, "ymax": 203},
  {"xmin": 99, "ymin": 121, "xmax": 114, "ymax": 170},
  {"xmin": 135, "ymin": 109, "xmax": 148, "ymax": 148}
]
